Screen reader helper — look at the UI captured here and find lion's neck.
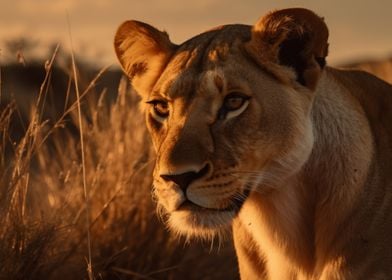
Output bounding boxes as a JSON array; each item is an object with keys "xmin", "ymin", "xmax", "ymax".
[
  {"xmin": 235, "ymin": 181, "xmax": 316, "ymax": 278},
  {"xmin": 234, "ymin": 71, "xmax": 374, "ymax": 279}
]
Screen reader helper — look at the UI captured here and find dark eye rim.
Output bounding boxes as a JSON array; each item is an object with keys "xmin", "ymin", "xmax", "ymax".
[
  {"xmin": 146, "ymin": 99, "xmax": 169, "ymax": 118},
  {"xmin": 223, "ymin": 92, "xmax": 251, "ymax": 111}
]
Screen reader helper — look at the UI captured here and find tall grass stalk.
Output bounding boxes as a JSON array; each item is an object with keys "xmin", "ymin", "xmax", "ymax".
[{"xmin": 67, "ymin": 14, "xmax": 93, "ymax": 280}]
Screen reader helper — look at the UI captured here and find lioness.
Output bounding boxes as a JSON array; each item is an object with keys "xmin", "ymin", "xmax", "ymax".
[{"xmin": 114, "ymin": 8, "xmax": 392, "ymax": 279}]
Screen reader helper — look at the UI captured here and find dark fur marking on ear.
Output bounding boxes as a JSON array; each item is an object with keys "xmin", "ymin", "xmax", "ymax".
[
  {"xmin": 278, "ymin": 34, "xmax": 311, "ymax": 86},
  {"xmin": 315, "ymin": 57, "xmax": 326, "ymax": 69},
  {"xmin": 129, "ymin": 62, "xmax": 148, "ymax": 79}
]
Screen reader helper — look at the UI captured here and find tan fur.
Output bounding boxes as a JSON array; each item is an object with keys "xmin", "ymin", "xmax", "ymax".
[{"xmin": 115, "ymin": 8, "xmax": 392, "ymax": 279}]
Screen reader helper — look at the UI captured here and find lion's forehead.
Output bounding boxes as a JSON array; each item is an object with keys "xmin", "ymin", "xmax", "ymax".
[
  {"xmin": 154, "ymin": 61, "xmax": 253, "ymax": 111},
  {"xmin": 153, "ymin": 25, "xmax": 252, "ymax": 99},
  {"xmin": 152, "ymin": 68, "xmax": 227, "ymax": 119},
  {"xmin": 167, "ymin": 71, "xmax": 224, "ymax": 122},
  {"xmin": 171, "ymin": 24, "xmax": 251, "ymax": 68}
]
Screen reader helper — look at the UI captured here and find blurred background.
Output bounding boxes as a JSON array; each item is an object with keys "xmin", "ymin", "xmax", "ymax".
[
  {"xmin": 1, "ymin": 0, "xmax": 392, "ymax": 66},
  {"xmin": 0, "ymin": 1, "xmax": 391, "ymax": 280}
]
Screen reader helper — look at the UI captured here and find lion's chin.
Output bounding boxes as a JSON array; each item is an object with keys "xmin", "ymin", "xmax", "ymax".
[{"xmin": 167, "ymin": 201, "xmax": 236, "ymax": 240}]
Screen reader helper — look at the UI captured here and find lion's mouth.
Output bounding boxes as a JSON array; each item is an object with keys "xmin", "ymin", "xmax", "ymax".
[
  {"xmin": 166, "ymin": 188, "xmax": 251, "ymax": 237},
  {"xmin": 177, "ymin": 200, "xmax": 235, "ymax": 212},
  {"xmin": 176, "ymin": 188, "xmax": 250, "ymax": 213}
]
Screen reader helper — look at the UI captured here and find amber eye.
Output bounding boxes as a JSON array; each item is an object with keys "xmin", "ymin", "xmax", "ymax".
[
  {"xmin": 223, "ymin": 93, "xmax": 249, "ymax": 111},
  {"xmin": 146, "ymin": 100, "xmax": 169, "ymax": 121},
  {"xmin": 218, "ymin": 93, "xmax": 250, "ymax": 120},
  {"xmin": 153, "ymin": 102, "xmax": 169, "ymax": 117}
]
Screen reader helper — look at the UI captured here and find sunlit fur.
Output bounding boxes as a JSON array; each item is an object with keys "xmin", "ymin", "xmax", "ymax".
[{"xmin": 115, "ymin": 8, "xmax": 392, "ymax": 280}]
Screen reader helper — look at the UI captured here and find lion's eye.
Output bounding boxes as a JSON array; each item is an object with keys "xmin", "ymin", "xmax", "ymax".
[
  {"xmin": 219, "ymin": 93, "xmax": 250, "ymax": 120},
  {"xmin": 153, "ymin": 102, "xmax": 169, "ymax": 117},
  {"xmin": 223, "ymin": 94, "xmax": 248, "ymax": 111},
  {"xmin": 146, "ymin": 100, "xmax": 169, "ymax": 122}
]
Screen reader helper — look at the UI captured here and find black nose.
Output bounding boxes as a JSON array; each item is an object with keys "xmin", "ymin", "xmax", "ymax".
[{"xmin": 160, "ymin": 164, "xmax": 210, "ymax": 192}]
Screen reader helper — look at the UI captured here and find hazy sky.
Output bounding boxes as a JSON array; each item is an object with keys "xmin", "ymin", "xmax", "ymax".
[{"xmin": 1, "ymin": 0, "xmax": 391, "ymax": 67}]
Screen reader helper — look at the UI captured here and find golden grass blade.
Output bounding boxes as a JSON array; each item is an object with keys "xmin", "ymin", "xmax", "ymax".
[
  {"xmin": 67, "ymin": 13, "xmax": 93, "ymax": 280},
  {"xmin": 36, "ymin": 44, "xmax": 60, "ymax": 122}
]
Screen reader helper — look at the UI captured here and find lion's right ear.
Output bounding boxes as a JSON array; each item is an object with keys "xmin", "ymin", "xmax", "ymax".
[
  {"xmin": 114, "ymin": 21, "xmax": 176, "ymax": 97},
  {"xmin": 246, "ymin": 8, "xmax": 329, "ymax": 90}
]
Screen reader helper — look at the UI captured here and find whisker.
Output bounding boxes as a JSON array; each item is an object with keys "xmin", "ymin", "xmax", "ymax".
[{"xmin": 209, "ymin": 235, "xmax": 215, "ymax": 253}]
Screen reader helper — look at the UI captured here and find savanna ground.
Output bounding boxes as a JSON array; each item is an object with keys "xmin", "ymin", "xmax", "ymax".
[{"xmin": 0, "ymin": 42, "xmax": 391, "ymax": 279}]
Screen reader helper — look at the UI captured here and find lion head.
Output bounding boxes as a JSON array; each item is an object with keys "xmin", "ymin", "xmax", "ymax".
[{"xmin": 114, "ymin": 8, "xmax": 328, "ymax": 240}]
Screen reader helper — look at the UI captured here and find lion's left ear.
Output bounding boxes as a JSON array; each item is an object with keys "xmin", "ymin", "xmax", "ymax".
[
  {"xmin": 114, "ymin": 21, "xmax": 177, "ymax": 97},
  {"xmin": 246, "ymin": 8, "xmax": 329, "ymax": 90}
]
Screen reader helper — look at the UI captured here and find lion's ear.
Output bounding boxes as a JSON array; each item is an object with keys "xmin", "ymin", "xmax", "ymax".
[
  {"xmin": 114, "ymin": 21, "xmax": 177, "ymax": 97},
  {"xmin": 246, "ymin": 8, "xmax": 329, "ymax": 90}
]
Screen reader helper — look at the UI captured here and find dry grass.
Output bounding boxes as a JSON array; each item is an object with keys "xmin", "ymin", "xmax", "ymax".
[{"xmin": 0, "ymin": 50, "xmax": 238, "ymax": 279}]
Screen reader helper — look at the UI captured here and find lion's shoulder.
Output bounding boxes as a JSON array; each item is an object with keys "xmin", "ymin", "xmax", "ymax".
[
  {"xmin": 327, "ymin": 67, "xmax": 392, "ymax": 175},
  {"xmin": 327, "ymin": 67, "xmax": 392, "ymax": 125}
]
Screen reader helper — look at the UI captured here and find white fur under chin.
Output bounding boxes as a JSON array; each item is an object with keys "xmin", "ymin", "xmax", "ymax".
[{"xmin": 167, "ymin": 209, "xmax": 235, "ymax": 241}]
